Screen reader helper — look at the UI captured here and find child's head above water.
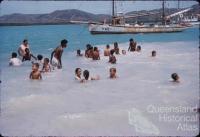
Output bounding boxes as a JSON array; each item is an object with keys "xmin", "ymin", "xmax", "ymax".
[
  {"xmin": 171, "ymin": 73, "xmax": 180, "ymax": 82},
  {"xmin": 137, "ymin": 45, "xmax": 141, "ymax": 52},
  {"xmin": 83, "ymin": 70, "xmax": 90, "ymax": 80},
  {"xmin": 110, "ymin": 67, "xmax": 117, "ymax": 79},
  {"xmin": 75, "ymin": 68, "xmax": 82, "ymax": 76},
  {"xmin": 152, "ymin": 50, "xmax": 156, "ymax": 57},
  {"xmin": 77, "ymin": 49, "xmax": 81, "ymax": 55},
  {"xmin": 37, "ymin": 54, "xmax": 43, "ymax": 61},
  {"xmin": 11, "ymin": 52, "xmax": 17, "ymax": 58},
  {"xmin": 44, "ymin": 58, "xmax": 50, "ymax": 64},
  {"xmin": 122, "ymin": 50, "xmax": 126, "ymax": 55},
  {"xmin": 32, "ymin": 63, "xmax": 40, "ymax": 71}
]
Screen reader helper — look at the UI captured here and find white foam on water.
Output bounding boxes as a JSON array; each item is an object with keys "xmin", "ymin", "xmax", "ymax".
[{"xmin": 0, "ymin": 41, "xmax": 199, "ymax": 136}]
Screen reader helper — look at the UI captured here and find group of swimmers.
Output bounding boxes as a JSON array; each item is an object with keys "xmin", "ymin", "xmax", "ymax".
[{"xmin": 9, "ymin": 38, "xmax": 180, "ymax": 83}]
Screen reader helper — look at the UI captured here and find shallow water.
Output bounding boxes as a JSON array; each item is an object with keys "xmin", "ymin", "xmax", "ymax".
[{"xmin": 0, "ymin": 39, "xmax": 199, "ymax": 135}]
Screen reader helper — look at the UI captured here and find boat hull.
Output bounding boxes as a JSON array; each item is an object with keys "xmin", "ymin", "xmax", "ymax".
[{"xmin": 89, "ymin": 24, "xmax": 187, "ymax": 34}]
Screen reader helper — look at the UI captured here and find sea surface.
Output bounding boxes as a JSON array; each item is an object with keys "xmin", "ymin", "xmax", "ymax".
[
  {"xmin": 0, "ymin": 24, "xmax": 199, "ymax": 59},
  {"xmin": 0, "ymin": 25, "xmax": 199, "ymax": 136}
]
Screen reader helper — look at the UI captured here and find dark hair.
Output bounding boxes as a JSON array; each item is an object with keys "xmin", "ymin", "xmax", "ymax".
[
  {"xmin": 61, "ymin": 39, "xmax": 68, "ymax": 45},
  {"xmin": 110, "ymin": 49, "xmax": 115, "ymax": 55},
  {"xmin": 114, "ymin": 42, "xmax": 118, "ymax": 47},
  {"xmin": 89, "ymin": 46, "xmax": 93, "ymax": 50},
  {"xmin": 12, "ymin": 52, "xmax": 17, "ymax": 58},
  {"xmin": 171, "ymin": 73, "xmax": 179, "ymax": 81},
  {"xmin": 83, "ymin": 70, "xmax": 90, "ymax": 80},
  {"xmin": 37, "ymin": 54, "xmax": 43, "ymax": 60},
  {"xmin": 86, "ymin": 44, "xmax": 91, "ymax": 49},
  {"xmin": 33, "ymin": 63, "xmax": 40, "ymax": 68},
  {"xmin": 23, "ymin": 39, "xmax": 28, "ymax": 43},
  {"xmin": 75, "ymin": 68, "xmax": 81, "ymax": 74},
  {"xmin": 137, "ymin": 45, "xmax": 141, "ymax": 50},
  {"xmin": 94, "ymin": 47, "xmax": 98, "ymax": 51},
  {"xmin": 77, "ymin": 49, "xmax": 81, "ymax": 55},
  {"xmin": 44, "ymin": 58, "xmax": 49, "ymax": 63},
  {"xmin": 152, "ymin": 50, "xmax": 156, "ymax": 56},
  {"xmin": 25, "ymin": 48, "xmax": 29, "ymax": 53},
  {"xmin": 110, "ymin": 67, "xmax": 116, "ymax": 72},
  {"xmin": 129, "ymin": 38, "xmax": 133, "ymax": 42},
  {"xmin": 106, "ymin": 44, "xmax": 110, "ymax": 48}
]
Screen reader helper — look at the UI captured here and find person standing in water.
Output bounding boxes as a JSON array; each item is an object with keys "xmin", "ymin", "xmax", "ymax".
[
  {"xmin": 50, "ymin": 39, "xmax": 68, "ymax": 69},
  {"xmin": 128, "ymin": 38, "xmax": 137, "ymax": 52},
  {"xmin": 92, "ymin": 47, "xmax": 100, "ymax": 60},
  {"xmin": 18, "ymin": 39, "xmax": 30, "ymax": 58},
  {"xmin": 104, "ymin": 44, "xmax": 110, "ymax": 56}
]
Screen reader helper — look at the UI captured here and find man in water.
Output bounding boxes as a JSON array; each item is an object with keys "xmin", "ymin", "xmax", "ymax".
[
  {"xmin": 18, "ymin": 39, "xmax": 30, "ymax": 58},
  {"xmin": 128, "ymin": 38, "xmax": 137, "ymax": 52},
  {"xmin": 104, "ymin": 44, "xmax": 110, "ymax": 56},
  {"xmin": 50, "ymin": 39, "xmax": 68, "ymax": 69}
]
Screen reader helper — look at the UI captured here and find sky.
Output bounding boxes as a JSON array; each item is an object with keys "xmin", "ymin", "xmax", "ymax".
[{"xmin": 0, "ymin": 0, "xmax": 198, "ymax": 16}]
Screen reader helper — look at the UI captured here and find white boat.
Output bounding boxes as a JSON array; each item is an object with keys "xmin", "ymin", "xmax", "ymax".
[
  {"xmin": 89, "ymin": 0, "xmax": 188, "ymax": 34},
  {"xmin": 89, "ymin": 24, "xmax": 187, "ymax": 34}
]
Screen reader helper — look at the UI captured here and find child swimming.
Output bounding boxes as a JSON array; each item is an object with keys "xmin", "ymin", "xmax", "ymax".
[
  {"xmin": 109, "ymin": 67, "xmax": 117, "ymax": 79},
  {"xmin": 77, "ymin": 49, "xmax": 83, "ymax": 57},
  {"xmin": 109, "ymin": 49, "xmax": 117, "ymax": 64},
  {"xmin": 83, "ymin": 70, "xmax": 100, "ymax": 81},
  {"xmin": 22, "ymin": 48, "xmax": 37, "ymax": 62},
  {"xmin": 92, "ymin": 47, "xmax": 100, "ymax": 60},
  {"xmin": 122, "ymin": 50, "xmax": 126, "ymax": 55},
  {"xmin": 152, "ymin": 50, "xmax": 156, "ymax": 57},
  {"xmin": 75, "ymin": 68, "xmax": 85, "ymax": 82},
  {"xmin": 136, "ymin": 45, "xmax": 141, "ymax": 52},
  {"xmin": 42, "ymin": 58, "xmax": 51, "ymax": 72},
  {"xmin": 9, "ymin": 52, "xmax": 22, "ymax": 66},
  {"xmin": 171, "ymin": 73, "xmax": 180, "ymax": 82},
  {"xmin": 104, "ymin": 44, "xmax": 110, "ymax": 56},
  {"xmin": 37, "ymin": 54, "xmax": 43, "ymax": 64},
  {"xmin": 30, "ymin": 63, "xmax": 42, "ymax": 80}
]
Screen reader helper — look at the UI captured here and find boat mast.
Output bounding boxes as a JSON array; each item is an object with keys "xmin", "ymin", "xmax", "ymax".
[
  {"xmin": 112, "ymin": 0, "xmax": 115, "ymax": 17},
  {"xmin": 162, "ymin": 0, "xmax": 166, "ymax": 25},
  {"xmin": 112, "ymin": 0, "xmax": 116, "ymax": 25}
]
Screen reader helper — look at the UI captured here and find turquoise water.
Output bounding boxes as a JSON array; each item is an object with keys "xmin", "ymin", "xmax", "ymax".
[
  {"xmin": 0, "ymin": 25, "xmax": 199, "ymax": 136},
  {"xmin": 0, "ymin": 24, "xmax": 199, "ymax": 67}
]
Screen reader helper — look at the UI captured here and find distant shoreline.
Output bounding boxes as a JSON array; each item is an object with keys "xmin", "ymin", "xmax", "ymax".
[{"xmin": 0, "ymin": 22, "xmax": 85, "ymax": 26}]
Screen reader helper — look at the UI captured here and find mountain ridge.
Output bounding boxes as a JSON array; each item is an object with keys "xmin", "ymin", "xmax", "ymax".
[{"xmin": 0, "ymin": 4, "xmax": 199, "ymax": 26}]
